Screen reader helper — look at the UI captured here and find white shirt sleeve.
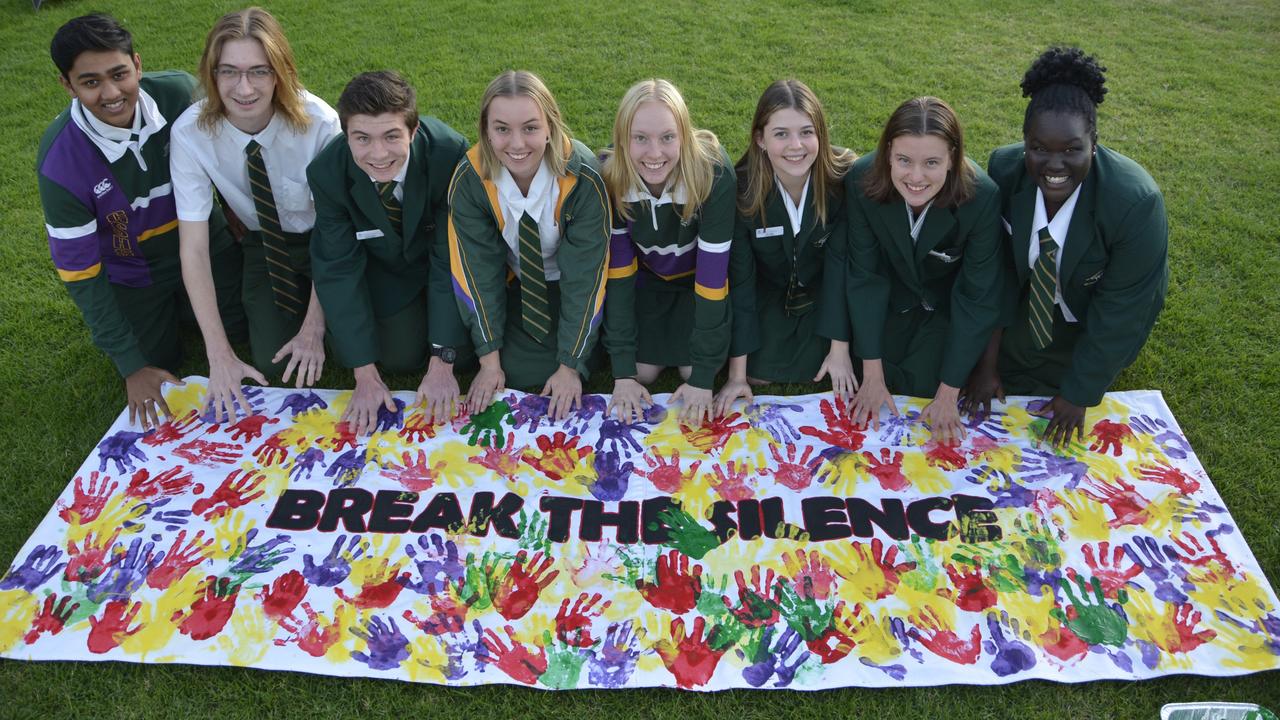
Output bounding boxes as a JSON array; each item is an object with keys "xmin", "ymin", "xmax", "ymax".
[{"xmin": 169, "ymin": 113, "xmax": 215, "ymax": 223}]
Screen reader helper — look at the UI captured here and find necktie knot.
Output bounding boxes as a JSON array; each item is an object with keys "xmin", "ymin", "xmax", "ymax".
[
  {"xmin": 377, "ymin": 181, "xmax": 397, "ymax": 202},
  {"xmin": 245, "ymin": 139, "xmax": 262, "ymax": 158}
]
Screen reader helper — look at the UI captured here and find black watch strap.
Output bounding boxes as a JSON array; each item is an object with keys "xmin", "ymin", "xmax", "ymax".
[{"xmin": 431, "ymin": 346, "xmax": 457, "ymax": 363}]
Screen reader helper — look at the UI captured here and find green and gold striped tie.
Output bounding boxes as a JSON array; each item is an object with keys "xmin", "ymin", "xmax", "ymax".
[
  {"xmin": 517, "ymin": 211, "xmax": 550, "ymax": 341},
  {"xmin": 1029, "ymin": 227, "xmax": 1059, "ymax": 350},
  {"xmin": 376, "ymin": 181, "xmax": 403, "ymax": 237},
  {"xmin": 245, "ymin": 139, "xmax": 303, "ymax": 316},
  {"xmin": 784, "ymin": 272, "xmax": 813, "ymax": 316}
]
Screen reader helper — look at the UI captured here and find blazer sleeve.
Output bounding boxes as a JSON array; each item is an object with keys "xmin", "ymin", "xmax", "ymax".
[
  {"xmin": 687, "ymin": 159, "xmax": 736, "ymax": 389},
  {"xmin": 816, "ymin": 205, "xmax": 851, "ymax": 342},
  {"xmin": 1060, "ymin": 190, "xmax": 1169, "ymax": 406},
  {"xmin": 554, "ymin": 163, "xmax": 610, "ymax": 375},
  {"xmin": 939, "ymin": 181, "xmax": 1005, "ymax": 387},
  {"xmin": 846, "ymin": 187, "xmax": 892, "ymax": 361},
  {"xmin": 427, "ymin": 137, "xmax": 471, "ymax": 349},
  {"xmin": 603, "ymin": 208, "xmax": 639, "ymax": 379},
  {"xmin": 307, "ymin": 160, "xmax": 378, "ymax": 368},
  {"xmin": 446, "ymin": 160, "xmax": 507, "ymax": 355},
  {"xmin": 727, "ymin": 210, "xmax": 761, "ymax": 357}
]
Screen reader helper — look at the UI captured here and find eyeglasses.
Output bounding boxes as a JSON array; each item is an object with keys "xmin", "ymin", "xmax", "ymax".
[{"xmin": 215, "ymin": 66, "xmax": 275, "ymax": 84}]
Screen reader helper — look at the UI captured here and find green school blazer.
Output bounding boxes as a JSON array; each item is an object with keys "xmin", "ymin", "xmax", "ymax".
[
  {"xmin": 307, "ymin": 117, "xmax": 469, "ymax": 368},
  {"xmin": 844, "ymin": 152, "xmax": 1005, "ymax": 388},
  {"xmin": 988, "ymin": 143, "xmax": 1169, "ymax": 406}
]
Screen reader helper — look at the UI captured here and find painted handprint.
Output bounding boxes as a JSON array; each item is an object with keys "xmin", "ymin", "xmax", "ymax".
[
  {"xmin": 460, "ymin": 400, "xmax": 512, "ymax": 447},
  {"xmin": 636, "ymin": 549, "xmax": 703, "ymax": 614},
  {"xmin": 487, "ymin": 550, "xmax": 559, "ymax": 620},
  {"xmin": 96, "ymin": 430, "xmax": 148, "ymax": 473},
  {"xmin": 635, "ymin": 449, "xmax": 700, "ymax": 493},
  {"xmin": 191, "ymin": 468, "xmax": 266, "ymax": 520},
  {"xmin": 799, "ymin": 396, "xmax": 865, "ymax": 450}
]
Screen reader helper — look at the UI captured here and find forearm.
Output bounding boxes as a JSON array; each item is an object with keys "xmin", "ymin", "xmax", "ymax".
[{"xmin": 178, "ymin": 220, "xmax": 235, "ymax": 360}]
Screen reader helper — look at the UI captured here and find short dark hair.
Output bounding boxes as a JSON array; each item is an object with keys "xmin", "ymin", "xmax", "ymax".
[
  {"xmin": 50, "ymin": 14, "xmax": 134, "ymax": 79},
  {"xmin": 1021, "ymin": 46, "xmax": 1108, "ymax": 140},
  {"xmin": 337, "ymin": 71, "xmax": 418, "ymax": 133},
  {"xmin": 862, "ymin": 96, "xmax": 976, "ymax": 208}
]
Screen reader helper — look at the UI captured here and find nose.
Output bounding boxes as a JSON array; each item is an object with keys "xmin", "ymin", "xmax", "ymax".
[{"xmin": 235, "ymin": 73, "xmax": 254, "ymax": 93}]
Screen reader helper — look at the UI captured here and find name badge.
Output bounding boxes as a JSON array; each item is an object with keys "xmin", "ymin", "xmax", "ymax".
[
  {"xmin": 756, "ymin": 226, "xmax": 784, "ymax": 239},
  {"xmin": 355, "ymin": 229, "xmax": 385, "ymax": 241}
]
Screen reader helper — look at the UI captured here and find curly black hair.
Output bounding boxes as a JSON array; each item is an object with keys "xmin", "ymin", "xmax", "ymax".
[{"xmin": 1020, "ymin": 46, "xmax": 1107, "ymax": 138}]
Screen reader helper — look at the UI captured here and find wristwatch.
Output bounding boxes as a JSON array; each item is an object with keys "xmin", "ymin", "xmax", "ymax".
[{"xmin": 431, "ymin": 346, "xmax": 457, "ymax": 363}]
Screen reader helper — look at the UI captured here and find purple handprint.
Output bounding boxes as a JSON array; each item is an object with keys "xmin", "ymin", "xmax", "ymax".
[
  {"xmin": 589, "ymin": 450, "xmax": 633, "ymax": 501},
  {"xmin": 596, "ymin": 417, "xmax": 648, "ymax": 455},
  {"xmin": 963, "ymin": 470, "xmax": 1037, "ymax": 509},
  {"xmin": 1125, "ymin": 536, "xmax": 1189, "ymax": 603},
  {"xmin": 199, "ymin": 385, "xmax": 265, "ymax": 423},
  {"xmin": 434, "ymin": 629, "xmax": 473, "ymax": 680},
  {"xmin": 875, "ymin": 409, "xmax": 920, "ymax": 446},
  {"xmin": 301, "ymin": 534, "xmax": 364, "ymax": 586},
  {"xmin": 403, "ymin": 534, "xmax": 465, "ymax": 593},
  {"xmin": 508, "ymin": 393, "xmax": 551, "ymax": 432},
  {"xmin": 230, "ymin": 530, "xmax": 293, "ymax": 575},
  {"xmin": 562, "ymin": 395, "xmax": 608, "ymax": 433},
  {"xmin": 740, "ymin": 625, "xmax": 810, "ymax": 688},
  {"xmin": 326, "ymin": 447, "xmax": 368, "ymax": 486},
  {"xmin": 375, "ymin": 398, "xmax": 407, "ymax": 433},
  {"xmin": 587, "ymin": 620, "xmax": 640, "ymax": 688},
  {"xmin": 745, "ymin": 401, "xmax": 803, "ymax": 444},
  {"xmin": 291, "ymin": 447, "xmax": 327, "ymax": 482},
  {"xmin": 1129, "ymin": 414, "xmax": 1191, "ymax": 459},
  {"xmin": 86, "ymin": 538, "xmax": 163, "ymax": 602},
  {"xmin": 1016, "ymin": 449, "xmax": 1087, "ymax": 488},
  {"xmin": 964, "ymin": 407, "xmax": 1011, "ymax": 441},
  {"xmin": 0, "ymin": 545, "xmax": 66, "ymax": 592},
  {"xmin": 276, "ymin": 391, "xmax": 328, "ymax": 417},
  {"xmin": 97, "ymin": 430, "xmax": 148, "ymax": 473},
  {"xmin": 351, "ymin": 615, "xmax": 411, "ymax": 670},
  {"xmin": 984, "ymin": 611, "xmax": 1037, "ymax": 676}
]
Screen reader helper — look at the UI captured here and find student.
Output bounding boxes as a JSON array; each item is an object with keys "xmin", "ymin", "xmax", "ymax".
[
  {"xmin": 602, "ymin": 79, "xmax": 735, "ymax": 424},
  {"xmin": 172, "ymin": 8, "xmax": 340, "ymax": 422},
  {"xmin": 37, "ymin": 13, "xmax": 245, "ymax": 430},
  {"xmin": 307, "ymin": 71, "xmax": 471, "ymax": 435},
  {"xmin": 964, "ymin": 47, "xmax": 1168, "ymax": 447},
  {"xmin": 449, "ymin": 71, "xmax": 609, "ymax": 420},
  {"xmin": 844, "ymin": 97, "xmax": 1004, "ymax": 444},
  {"xmin": 714, "ymin": 79, "xmax": 857, "ymax": 417}
]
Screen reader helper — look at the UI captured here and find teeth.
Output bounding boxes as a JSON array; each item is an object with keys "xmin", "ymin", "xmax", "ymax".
[
  {"xmin": 1045, "ymin": 175, "xmax": 1069, "ymax": 185},
  {"xmin": 643, "ymin": 161, "xmax": 665, "ymax": 170},
  {"xmin": 507, "ymin": 152, "xmax": 530, "ymax": 160},
  {"xmin": 906, "ymin": 183, "xmax": 928, "ymax": 192}
]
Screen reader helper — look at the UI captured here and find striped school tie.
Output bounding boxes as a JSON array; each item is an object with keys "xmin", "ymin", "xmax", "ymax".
[
  {"xmin": 783, "ymin": 272, "xmax": 814, "ymax": 316},
  {"xmin": 245, "ymin": 140, "xmax": 303, "ymax": 316},
  {"xmin": 517, "ymin": 211, "xmax": 550, "ymax": 341},
  {"xmin": 1029, "ymin": 227, "xmax": 1059, "ymax": 350},
  {"xmin": 376, "ymin": 181, "xmax": 403, "ymax": 237}
]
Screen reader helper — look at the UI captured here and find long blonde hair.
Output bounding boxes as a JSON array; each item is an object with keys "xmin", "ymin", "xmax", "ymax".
[
  {"xmin": 476, "ymin": 70, "xmax": 571, "ymax": 180},
  {"xmin": 602, "ymin": 79, "xmax": 720, "ymax": 223},
  {"xmin": 196, "ymin": 7, "xmax": 310, "ymax": 133},
  {"xmin": 737, "ymin": 79, "xmax": 854, "ymax": 225}
]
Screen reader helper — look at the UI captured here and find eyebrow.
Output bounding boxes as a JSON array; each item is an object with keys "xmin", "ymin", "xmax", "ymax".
[{"xmin": 76, "ymin": 64, "xmax": 129, "ymax": 81}]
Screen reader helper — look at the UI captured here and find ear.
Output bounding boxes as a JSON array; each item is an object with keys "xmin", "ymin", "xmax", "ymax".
[
  {"xmin": 58, "ymin": 73, "xmax": 75, "ymax": 98},
  {"xmin": 132, "ymin": 53, "xmax": 142, "ymax": 74},
  {"xmin": 754, "ymin": 130, "xmax": 766, "ymax": 151}
]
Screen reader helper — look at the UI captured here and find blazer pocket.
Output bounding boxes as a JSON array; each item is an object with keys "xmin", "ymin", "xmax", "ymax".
[
  {"xmin": 927, "ymin": 248, "xmax": 963, "ymax": 264},
  {"xmin": 276, "ymin": 176, "xmax": 314, "ymax": 213}
]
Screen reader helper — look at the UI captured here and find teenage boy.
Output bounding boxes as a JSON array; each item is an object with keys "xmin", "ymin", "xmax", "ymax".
[
  {"xmin": 37, "ymin": 13, "xmax": 244, "ymax": 429},
  {"xmin": 308, "ymin": 71, "xmax": 471, "ymax": 434}
]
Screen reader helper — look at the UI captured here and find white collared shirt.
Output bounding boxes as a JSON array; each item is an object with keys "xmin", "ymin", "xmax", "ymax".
[
  {"xmin": 171, "ymin": 90, "xmax": 340, "ymax": 233},
  {"xmin": 71, "ymin": 87, "xmax": 166, "ymax": 170},
  {"xmin": 497, "ymin": 158, "xmax": 562, "ymax": 281},
  {"xmin": 1028, "ymin": 184, "xmax": 1083, "ymax": 322},
  {"xmin": 776, "ymin": 175, "xmax": 809, "ymax": 237},
  {"xmin": 905, "ymin": 200, "xmax": 934, "ymax": 244},
  {"xmin": 622, "ymin": 181, "xmax": 690, "ymax": 231},
  {"xmin": 366, "ymin": 146, "xmax": 409, "ymax": 201}
]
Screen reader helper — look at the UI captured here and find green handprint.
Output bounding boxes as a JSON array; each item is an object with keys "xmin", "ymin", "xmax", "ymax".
[
  {"xmin": 603, "ymin": 545, "xmax": 647, "ymax": 586},
  {"xmin": 517, "ymin": 510, "xmax": 551, "ymax": 554},
  {"xmin": 777, "ymin": 582, "xmax": 834, "ymax": 641},
  {"xmin": 540, "ymin": 630, "xmax": 589, "ymax": 689},
  {"xmin": 899, "ymin": 535, "xmax": 944, "ymax": 593},
  {"xmin": 461, "ymin": 400, "xmax": 513, "ymax": 448},
  {"xmin": 1050, "ymin": 575, "xmax": 1129, "ymax": 647},
  {"xmin": 458, "ymin": 551, "xmax": 498, "ymax": 611},
  {"xmin": 1009, "ymin": 512, "xmax": 1063, "ymax": 572},
  {"xmin": 696, "ymin": 572, "xmax": 734, "ymax": 620},
  {"xmin": 656, "ymin": 506, "xmax": 722, "ymax": 560}
]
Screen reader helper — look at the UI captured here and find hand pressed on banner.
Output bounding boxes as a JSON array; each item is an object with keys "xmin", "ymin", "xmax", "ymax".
[
  {"xmin": 1033, "ymin": 395, "xmax": 1086, "ymax": 448},
  {"xmin": 125, "ymin": 366, "xmax": 184, "ymax": 430}
]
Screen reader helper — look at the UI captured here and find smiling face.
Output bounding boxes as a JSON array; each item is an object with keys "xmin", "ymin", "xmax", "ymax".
[
  {"xmin": 757, "ymin": 106, "xmax": 819, "ymax": 192},
  {"xmin": 1024, "ymin": 110, "xmax": 1094, "ymax": 212},
  {"xmin": 60, "ymin": 49, "xmax": 142, "ymax": 128},
  {"xmin": 215, "ymin": 38, "xmax": 276, "ymax": 134},
  {"xmin": 486, "ymin": 94, "xmax": 548, "ymax": 189},
  {"xmin": 889, "ymin": 133, "xmax": 953, "ymax": 211},
  {"xmin": 347, "ymin": 112, "xmax": 415, "ymax": 182},
  {"xmin": 628, "ymin": 101, "xmax": 681, "ymax": 194}
]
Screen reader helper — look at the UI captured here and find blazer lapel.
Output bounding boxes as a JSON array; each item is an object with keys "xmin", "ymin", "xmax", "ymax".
[
  {"xmin": 1009, "ymin": 183, "xmax": 1037, "ymax": 283},
  {"xmin": 350, "ymin": 169, "xmax": 395, "ymax": 243},
  {"xmin": 873, "ymin": 200, "xmax": 920, "ymax": 285},
  {"xmin": 1058, "ymin": 171, "xmax": 1097, "ymax": 285},
  {"xmin": 913, "ymin": 205, "xmax": 956, "ymax": 262}
]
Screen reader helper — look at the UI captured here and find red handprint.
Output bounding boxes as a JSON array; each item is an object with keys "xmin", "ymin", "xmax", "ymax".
[
  {"xmin": 23, "ymin": 594, "xmax": 79, "ymax": 644},
  {"xmin": 762, "ymin": 444, "xmax": 817, "ymax": 490},
  {"xmin": 555, "ymin": 592, "xmax": 611, "ymax": 647},
  {"xmin": 334, "ymin": 562, "xmax": 411, "ymax": 610},
  {"xmin": 1080, "ymin": 477, "xmax": 1152, "ymax": 528},
  {"xmin": 146, "ymin": 530, "xmax": 213, "ymax": 590},
  {"xmin": 926, "ymin": 441, "xmax": 967, "ymax": 470},
  {"xmin": 783, "ymin": 548, "xmax": 837, "ymax": 600},
  {"xmin": 178, "ymin": 576, "xmax": 240, "ymax": 640},
  {"xmin": 708, "ymin": 461, "xmax": 755, "ymax": 501},
  {"xmin": 87, "ymin": 599, "xmax": 142, "ymax": 653},
  {"xmin": 907, "ymin": 607, "xmax": 981, "ymax": 665},
  {"xmin": 636, "ymin": 550, "xmax": 703, "ymax": 614},
  {"xmin": 721, "ymin": 565, "xmax": 782, "ymax": 628},
  {"xmin": 468, "ymin": 434, "xmax": 525, "ymax": 481},
  {"xmin": 942, "ymin": 562, "xmax": 998, "ymax": 612},
  {"xmin": 258, "ymin": 570, "xmax": 309, "ymax": 623},
  {"xmin": 1167, "ymin": 531, "xmax": 1236, "ymax": 576},
  {"xmin": 1078, "ymin": 541, "xmax": 1141, "ymax": 596},
  {"xmin": 324, "ymin": 422, "xmax": 357, "ymax": 451},
  {"xmin": 402, "ymin": 587, "xmax": 469, "ymax": 635},
  {"xmin": 489, "ymin": 550, "xmax": 559, "ymax": 620},
  {"xmin": 276, "ymin": 602, "xmax": 344, "ymax": 657},
  {"xmin": 64, "ymin": 529, "xmax": 120, "ymax": 582},
  {"xmin": 1165, "ymin": 604, "xmax": 1217, "ymax": 654},
  {"xmin": 1088, "ymin": 419, "xmax": 1134, "ymax": 456},
  {"xmin": 480, "ymin": 624, "xmax": 548, "ymax": 685},
  {"xmin": 522, "ymin": 432, "xmax": 590, "ymax": 482},
  {"xmin": 191, "ymin": 469, "xmax": 267, "ymax": 520},
  {"xmin": 381, "ymin": 450, "xmax": 446, "ymax": 492},
  {"xmin": 174, "ymin": 438, "xmax": 243, "ymax": 466},
  {"xmin": 229, "ymin": 414, "xmax": 278, "ymax": 442},
  {"xmin": 141, "ymin": 410, "xmax": 201, "ymax": 446},
  {"xmin": 681, "ymin": 412, "xmax": 749, "ymax": 452},
  {"xmin": 806, "ymin": 600, "xmax": 859, "ymax": 663},
  {"xmin": 636, "ymin": 449, "xmax": 701, "ymax": 493},
  {"xmin": 1137, "ymin": 460, "xmax": 1201, "ymax": 494},
  {"xmin": 1038, "ymin": 623, "xmax": 1088, "ymax": 663},
  {"xmin": 654, "ymin": 616, "xmax": 726, "ymax": 689},
  {"xmin": 799, "ymin": 396, "xmax": 866, "ymax": 450},
  {"xmin": 252, "ymin": 432, "xmax": 291, "ymax": 466},
  {"xmin": 861, "ymin": 448, "xmax": 908, "ymax": 491},
  {"xmin": 126, "ymin": 466, "xmax": 200, "ymax": 500},
  {"xmin": 57, "ymin": 471, "xmax": 117, "ymax": 524},
  {"xmin": 399, "ymin": 411, "xmax": 439, "ymax": 443}
]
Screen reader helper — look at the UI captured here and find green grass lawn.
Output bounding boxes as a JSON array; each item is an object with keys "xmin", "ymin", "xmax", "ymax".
[{"xmin": 2, "ymin": 0, "xmax": 1278, "ymax": 717}]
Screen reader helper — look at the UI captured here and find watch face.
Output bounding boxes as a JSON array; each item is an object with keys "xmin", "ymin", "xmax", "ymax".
[{"xmin": 439, "ymin": 347, "xmax": 457, "ymax": 363}]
